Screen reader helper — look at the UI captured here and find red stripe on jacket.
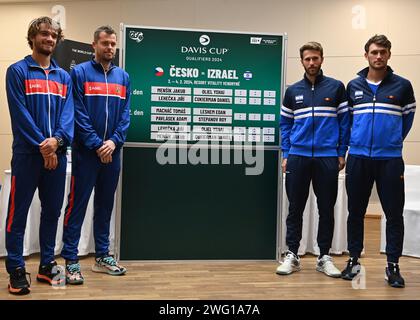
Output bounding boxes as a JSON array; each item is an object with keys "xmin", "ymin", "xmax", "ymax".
[
  {"xmin": 84, "ymin": 82, "xmax": 126, "ymax": 99},
  {"xmin": 25, "ymin": 79, "xmax": 67, "ymax": 97}
]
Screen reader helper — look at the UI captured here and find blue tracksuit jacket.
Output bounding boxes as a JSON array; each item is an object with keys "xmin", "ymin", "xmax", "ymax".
[
  {"xmin": 347, "ymin": 66, "xmax": 416, "ymax": 158},
  {"xmin": 70, "ymin": 59, "xmax": 131, "ymax": 151},
  {"xmin": 280, "ymin": 72, "xmax": 350, "ymax": 158},
  {"xmin": 6, "ymin": 55, "xmax": 74, "ymax": 153}
]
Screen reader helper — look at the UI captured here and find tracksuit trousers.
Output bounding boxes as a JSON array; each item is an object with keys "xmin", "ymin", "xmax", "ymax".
[
  {"xmin": 285, "ymin": 155, "xmax": 339, "ymax": 256},
  {"xmin": 5, "ymin": 152, "xmax": 67, "ymax": 273},
  {"xmin": 61, "ymin": 146, "xmax": 121, "ymax": 261},
  {"xmin": 346, "ymin": 155, "xmax": 405, "ymax": 263}
]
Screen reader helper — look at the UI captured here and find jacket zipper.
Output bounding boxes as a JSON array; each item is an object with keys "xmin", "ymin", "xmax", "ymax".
[
  {"xmin": 311, "ymin": 84, "xmax": 315, "ymax": 157},
  {"xmin": 370, "ymin": 94, "xmax": 376, "ymax": 157},
  {"xmin": 102, "ymin": 66, "xmax": 109, "ymax": 142},
  {"xmin": 45, "ymin": 70, "xmax": 52, "ymax": 138},
  {"xmin": 30, "ymin": 64, "xmax": 58, "ymax": 138}
]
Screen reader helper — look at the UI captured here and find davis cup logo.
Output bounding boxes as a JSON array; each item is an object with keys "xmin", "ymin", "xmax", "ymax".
[
  {"xmin": 155, "ymin": 67, "xmax": 164, "ymax": 76},
  {"xmin": 199, "ymin": 35, "xmax": 210, "ymax": 46}
]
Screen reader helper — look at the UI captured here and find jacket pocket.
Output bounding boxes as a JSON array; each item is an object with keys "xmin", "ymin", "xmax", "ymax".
[
  {"xmin": 350, "ymin": 113, "xmax": 372, "ymax": 147},
  {"xmin": 373, "ymin": 113, "xmax": 403, "ymax": 148}
]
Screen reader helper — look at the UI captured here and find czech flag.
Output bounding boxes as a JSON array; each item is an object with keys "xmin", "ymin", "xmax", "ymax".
[{"xmin": 155, "ymin": 67, "xmax": 164, "ymax": 76}]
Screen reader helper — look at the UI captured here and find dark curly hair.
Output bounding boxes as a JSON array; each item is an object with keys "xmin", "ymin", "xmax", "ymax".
[{"xmin": 27, "ymin": 16, "xmax": 63, "ymax": 49}]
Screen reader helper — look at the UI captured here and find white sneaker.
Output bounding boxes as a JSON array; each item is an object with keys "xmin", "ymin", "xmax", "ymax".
[
  {"xmin": 316, "ymin": 255, "xmax": 341, "ymax": 278},
  {"xmin": 276, "ymin": 251, "xmax": 301, "ymax": 275},
  {"xmin": 92, "ymin": 255, "xmax": 127, "ymax": 276}
]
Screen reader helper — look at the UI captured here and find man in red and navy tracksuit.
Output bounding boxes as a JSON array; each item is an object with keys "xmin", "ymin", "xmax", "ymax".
[
  {"xmin": 277, "ymin": 42, "xmax": 350, "ymax": 278},
  {"xmin": 5, "ymin": 17, "xmax": 74, "ymax": 295},
  {"xmin": 61, "ymin": 25, "xmax": 130, "ymax": 285},
  {"xmin": 341, "ymin": 35, "xmax": 416, "ymax": 288}
]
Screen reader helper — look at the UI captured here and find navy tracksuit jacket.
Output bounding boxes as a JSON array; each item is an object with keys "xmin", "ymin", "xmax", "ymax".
[
  {"xmin": 5, "ymin": 56, "xmax": 74, "ymax": 272},
  {"xmin": 61, "ymin": 59, "xmax": 130, "ymax": 261},
  {"xmin": 346, "ymin": 66, "xmax": 416, "ymax": 262},
  {"xmin": 280, "ymin": 71, "xmax": 350, "ymax": 255}
]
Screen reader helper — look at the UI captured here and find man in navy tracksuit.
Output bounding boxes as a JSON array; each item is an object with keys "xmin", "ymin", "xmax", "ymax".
[
  {"xmin": 60, "ymin": 26, "xmax": 130, "ymax": 284},
  {"xmin": 341, "ymin": 35, "xmax": 416, "ymax": 288},
  {"xmin": 5, "ymin": 17, "xmax": 74, "ymax": 295},
  {"xmin": 277, "ymin": 42, "xmax": 350, "ymax": 277}
]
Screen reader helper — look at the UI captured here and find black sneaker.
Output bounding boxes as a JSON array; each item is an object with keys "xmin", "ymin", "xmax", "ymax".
[
  {"xmin": 36, "ymin": 261, "xmax": 65, "ymax": 287},
  {"xmin": 341, "ymin": 257, "xmax": 361, "ymax": 280},
  {"xmin": 8, "ymin": 267, "xmax": 31, "ymax": 295},
  {"xmin": 385, "ymin": 263, "xmax": 405, "ymax": 288}
]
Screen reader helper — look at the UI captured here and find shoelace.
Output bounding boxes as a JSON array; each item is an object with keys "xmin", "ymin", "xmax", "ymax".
[
  {"xmin": 67, "ymin": 263, "xmax": 81, "ymax": 274},
  {"xmin": 389, "ymin": 264, "xmax": 400, "ymax": 274},
  {"xmin": 347, "ymin": 259, "xmax": 357, "ymax": 268},
  {"xmin": 102, "ymin": 256, "xmax": 117, "ymax": 266},
  {"xmin": 321, "ymin": 255, "xmax": 333, "ymax": 262},
  {"xmin": 284, "ymin": 252, "xmax": 297, "ymax": 263}
]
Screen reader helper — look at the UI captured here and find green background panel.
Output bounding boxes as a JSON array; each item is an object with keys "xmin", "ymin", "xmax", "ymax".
[
  {"xmin": 120, "ymin": 147, "xmax": 279, "ymax": 260},
  {"xmin": 119, "ymin": 26, "xmax": 284, "ymax": 261}
]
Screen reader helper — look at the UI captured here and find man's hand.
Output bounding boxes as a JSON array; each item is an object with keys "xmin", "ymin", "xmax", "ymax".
[
  {"xmin": 96, "ymin": 140, "xmax": 116, "ymax": 159},
  {"xmin": 100, "ymin": 153, "xmax": 113, "ymax": 164},
  {"xmin": 39, "ymin": 138, "xmax": 58, "ymax": 157},
  {"xmin": 282, "ymin": 158, "xmax": 288, "ymax": 173},
  {"xmin": 43, "ymin": 153, "xmax": 58, "ymax": 170},
  {"xmin": 338, "ymin": 156, "xmax": 346, "ymax": 171}
]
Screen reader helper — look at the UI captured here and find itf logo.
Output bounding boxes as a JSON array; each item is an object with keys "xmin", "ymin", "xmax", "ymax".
[
  {"xmin": 129, "ymin": 31, "xmax": 144, "ymax": 43},
  {"xmin": 199, "ymin": 34, "xmax": 210, "ymax": 46}
]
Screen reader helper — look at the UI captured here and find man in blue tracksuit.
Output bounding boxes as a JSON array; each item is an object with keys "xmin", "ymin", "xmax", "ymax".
[
  {"xmin": 277, "ymin": 42, "xmax": 350, "ymax": 278},
  {"xmin": 341, "ymin": 35, "xmax": 416, "ymax": 288},
  {"xmin": 61, "ymin": 26, "xmax": 131, "ymax": 284},
  {"xmin": 5, "ymin": 17, "xmax": 74, "ymax": 295}
]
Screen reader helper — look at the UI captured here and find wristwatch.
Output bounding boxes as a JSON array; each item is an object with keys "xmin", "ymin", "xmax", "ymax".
[{"xmin": 54, "ymin": 136, "xmax": 64, "ymax": 147}]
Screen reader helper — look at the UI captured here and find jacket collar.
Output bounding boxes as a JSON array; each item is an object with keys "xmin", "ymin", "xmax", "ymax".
[
  {"xmin": 357, "ymin": 66, "xmax": 394, "ymax": 81},
  {"xmin": 24, "ymin": 55, "xmax": 59, "ymax": 70},
  {"xmin": 303, "ymin": 69, "xmax": 325, "ymax": 86},
  {"xmin": 90, "ymin": 57, "xmax": 116, "ymax": 73}
]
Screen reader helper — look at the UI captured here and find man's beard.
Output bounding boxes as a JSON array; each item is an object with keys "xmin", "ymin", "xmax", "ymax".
[
  {"xmin": 304, "ymin": 66, "xmax": 320, "ymax": 76},
  {"xmin": 369, "ymin": 61, "xmax": 387, "ymax": 71},
  {"xmin": 101, "ymin": 52, "xmax": 115, "ymax": 62},
  {"xmin": 34, "ymin": 42, "xmax": 54, "ymax": 56}
]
